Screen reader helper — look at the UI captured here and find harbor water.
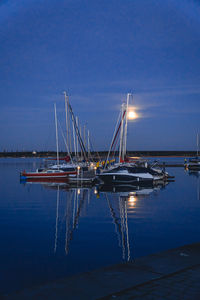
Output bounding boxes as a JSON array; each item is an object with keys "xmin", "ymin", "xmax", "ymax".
[{"xmin": 1, "ymin": 157, "xmax": 200, "ymax": 294}]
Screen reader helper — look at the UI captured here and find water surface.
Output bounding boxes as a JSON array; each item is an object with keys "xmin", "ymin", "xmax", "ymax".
[{"xmin": 0, "ymin": 157, "xmax": 200, "ymax": 294}]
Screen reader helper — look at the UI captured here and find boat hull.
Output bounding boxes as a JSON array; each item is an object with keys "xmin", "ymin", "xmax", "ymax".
[
  {"xmin": 98, "ymin": 174, "xmax": 154, "ymax": 185},
  {"xmin": 21, "ymin": 171, "xmax": 77, "ymax": 179}
]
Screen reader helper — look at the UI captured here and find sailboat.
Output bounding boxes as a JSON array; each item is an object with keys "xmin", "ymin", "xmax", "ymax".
[
  {"xmin": 20, "ymin": 104, "xmax": 76, "ymax": 181},
  {"xmin": 185, "ymin": 133, "xmax": 200, "ymax": 170},
  {"xmin": 48, "ymin": 93, "xmax": 92, "ymax": 173},
  {"xmin": 97, "ymin": 93, "xmax": 169, "ymax": 185}
]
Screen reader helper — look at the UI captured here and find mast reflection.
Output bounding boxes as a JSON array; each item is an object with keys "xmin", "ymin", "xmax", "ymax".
[
  {"xmin": 100, "ymin": 182, "xmax": 168, "ymax": 261},
  {"xmin": 47, "ymin": 184, "xmax": 91, "ymax": 255},
  {"xmin": 21, "ymin": 179, "xmax": 170, "ymax": 261},
  {"xmin": 65, "ymin": 188, "xmax": 89, "ymax": 255}
]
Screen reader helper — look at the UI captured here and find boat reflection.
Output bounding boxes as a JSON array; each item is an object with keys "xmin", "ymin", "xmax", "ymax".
[
  {"xmin": 21, "ymin": 179, "xmax": 170, "ymax": 261},
  {"xmin": 98, "ymin": 182, "xmax": 168, "ymax": 261}
]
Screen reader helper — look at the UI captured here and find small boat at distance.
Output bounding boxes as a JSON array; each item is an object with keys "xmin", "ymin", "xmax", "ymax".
[
  {"xmin": 185, "ymin": 157, "xmax": 200, "ymax": 170},
  {"xmin": 185, "ymin": 133, "xmax": 200, "ymax": 170}
]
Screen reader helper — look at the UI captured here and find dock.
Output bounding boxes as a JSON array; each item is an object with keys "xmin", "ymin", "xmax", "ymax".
[
  {"xmin": 68, "ymin": 170, "xmax": 96, "ymax": 186},
  {"xmin": 3, "ymin": 242, "xmax": 200, "ymax": 299}
]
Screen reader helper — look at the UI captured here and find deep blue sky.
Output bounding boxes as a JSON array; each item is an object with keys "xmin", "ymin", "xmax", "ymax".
[{"xmin": 1, "ymin": 0, "xmax": 200, "ymax": 151}]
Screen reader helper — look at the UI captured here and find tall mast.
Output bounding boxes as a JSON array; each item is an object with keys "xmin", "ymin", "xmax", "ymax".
[
  {"xmin": 119, "ymin": 103, "xmax": 125, "ymax": 162},
  {"xmin": 197, "ymin": 132, "xmax": 199, "ymax": 157},
  {"xmin": 105, "ymin": 110, "xmax": 125, "ymax": 169},
  {"xmin": 64, "ymin": 92, "xmax": 70, "ymax": 157},
  {"xmin": 83, "ymin": 124, "xmax": 86, "ymax": 154},
  {"xmin": 88, "ymin": 129, "xmax": 90, "ymax": 158},
  {"xmin": 54, "ymin": 103, "xmax": 59, "ymax": 168},
  {"xmin": 123, "ymin": 93, "xmax": 130, "ymax": 160},
  {"xmin": 67, "ymin": 101, "xmax": 88, "ymax": 161},
  {"xmin": 76, "ymin": 116, "xmax": 79, "ymax": 159},
  {"xmin": 72, "ymin": 120, "xmax": 77, "ymax": 159},
  {"xmin": 80, "ymin": 125, "xmax": 83, "ymax": 160}
]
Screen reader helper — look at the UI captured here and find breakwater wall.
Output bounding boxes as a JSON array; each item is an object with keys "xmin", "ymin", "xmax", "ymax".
[{"xmin": 0, "ymin": 150, "xmax": 197, "ymax": 158}]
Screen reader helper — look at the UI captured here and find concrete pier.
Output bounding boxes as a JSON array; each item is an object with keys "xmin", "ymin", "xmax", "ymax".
[{"xmin": 3, "ymin": 242, "xmax": 200, "ymax": 299}]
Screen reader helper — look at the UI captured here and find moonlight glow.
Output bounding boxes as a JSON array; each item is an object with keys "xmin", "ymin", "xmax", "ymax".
[{"xmin": 128, "ymin": 111, "xmax": 137, "ymax": 119}]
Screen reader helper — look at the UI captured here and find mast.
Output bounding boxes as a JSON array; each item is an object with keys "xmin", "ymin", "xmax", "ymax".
[
  {"xmin": 67, "ymin": 101, "xmax": 88, "ymax": 161},
  {"xmin": 54, "ymin": 103, "xmax": 59, "ymax": 168},
  {"xmin": 83, "ymin": 124, "xmax": 86, "ymax": 155},
  {"xmin": 76, "ymin": 116, "xmax": 79, "ymax": 160},
  {"xmin": 104, "ymin": 111, "xmax": 121, "ymax": 169},
  {"xmin": 119, "ymin": 103, "xmax": 125, "ymax": 162},
  {"xmin": 123, "ymin": 93, "xmax": 130, "ymax": 160},
  {"xmin": 64, "ymin": 92, "xmax": 71, "ymax": 157},
  {"xmin": 80, "ymin": 125, "xmax": 83, "ymax": 160},
  {"xmin": 197, "ymin": 132, "xmax": 199, "ymax": 157},
  {"xmin": 88, "ymin": 130, "xmax": 90, "ymax": 158},
  {"xmin": 72, "ymin": 117, "xmax": 77, "ymax": 159}
]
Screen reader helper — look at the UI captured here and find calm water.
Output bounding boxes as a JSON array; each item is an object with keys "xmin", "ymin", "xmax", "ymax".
[{"xmin": 1, "ymin": 157, "xmax": 200, "ymax": 294}]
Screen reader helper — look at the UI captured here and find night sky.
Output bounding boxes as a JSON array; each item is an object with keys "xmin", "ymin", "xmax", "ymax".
[{"xmin": 1, "ymin": 0, "xmax": 200, "ymax": 151}]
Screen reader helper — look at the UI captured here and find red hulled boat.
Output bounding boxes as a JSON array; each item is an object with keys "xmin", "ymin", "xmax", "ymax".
[{"xmin": 21, "ymin": 168, "xmax": 77, "ymax": 180}]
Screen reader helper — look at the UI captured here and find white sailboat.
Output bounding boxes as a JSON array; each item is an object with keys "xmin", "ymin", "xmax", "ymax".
[
  {"xmin": 97, "ymin": 93, "xmax": 168, "ymax": 185},
  {"xmin": 20, "ymin": 104, "xmax": 76, "ymax": 180}
]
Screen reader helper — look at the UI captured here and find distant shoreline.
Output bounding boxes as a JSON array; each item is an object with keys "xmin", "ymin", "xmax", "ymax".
[{"xmin": 0, "ymin": 151, "xmax": 198, "ymax": 158}]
